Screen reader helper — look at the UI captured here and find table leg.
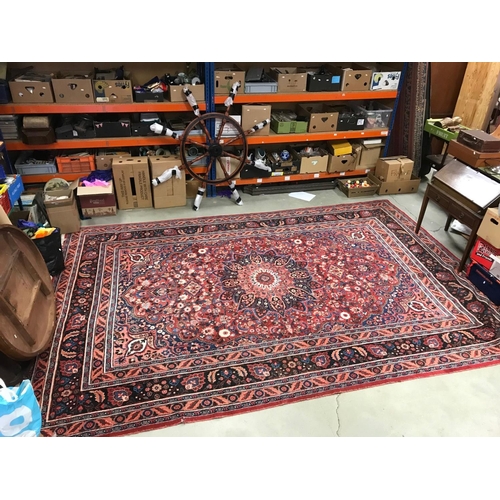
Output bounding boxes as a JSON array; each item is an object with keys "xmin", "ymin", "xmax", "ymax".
[
  {"xmin": 458, "ymin": 232, "xmax": 478, "ymax": 273},
  {"xmin": 444, "ymin": 215, "xmax": 453, "ymax": 232},
  {"xmin": 415, "ymin": 187, "xmax": 430, "ymax": 234}
]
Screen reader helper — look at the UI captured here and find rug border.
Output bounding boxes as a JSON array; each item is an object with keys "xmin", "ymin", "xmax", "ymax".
[{"xmin": 41, "ymin": 198, "xmax": 500, "ymax": 437}]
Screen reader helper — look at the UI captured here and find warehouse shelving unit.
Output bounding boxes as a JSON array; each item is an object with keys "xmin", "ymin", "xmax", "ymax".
[{"xmin": 0, "ymin": 63, "xmax": 407, "ymax": 196}]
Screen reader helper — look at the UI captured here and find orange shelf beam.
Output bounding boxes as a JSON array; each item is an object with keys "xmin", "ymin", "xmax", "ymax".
[
  {"xmin": 233, "ymin": 169, "xmax": 372, "ymax": 185},
  {"xmin": 214, "ymin": 90, "xmax": 397, "ymax": 105},
  {"xmin": 5, "ymin": 136, "xmax": 191, "ymax": 151},
  {"xmin": 0, "ymin": 102, "xmax": 207, "ymax": 114},
  {"xmin": 224, "ymin": 129, "xmax": 389, "ymax": 146},
  {"xmin": 20, "ymin": 165, "xmax": 208, "ymax": 184}
]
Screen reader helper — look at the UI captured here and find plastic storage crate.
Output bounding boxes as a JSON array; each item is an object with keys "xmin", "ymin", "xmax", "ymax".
[
  {"xmin": 244, "ymin": 74, "xmax": 278, "ymax": 94},
  {"xmin": 56, "ymin": 154, "xmax": 96, "ymax": 173},
  {"xmin": 352, "ymin": 102, "xmax": 393, "ymax": 129},
  {"xmin": 15, "ymin": 151, "xmax": 57, "ymax": 175}
]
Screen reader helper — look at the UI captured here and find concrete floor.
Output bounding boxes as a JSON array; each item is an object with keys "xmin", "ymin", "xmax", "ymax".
[{"xmin": 82, "ymin": 173, "xmax": 500, "ymax": 437}]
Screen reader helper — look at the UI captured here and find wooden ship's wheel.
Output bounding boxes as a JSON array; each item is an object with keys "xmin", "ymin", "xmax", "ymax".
[{"xmin": 150, "ymin": 83, "xmax": 271, "ymax": 210}]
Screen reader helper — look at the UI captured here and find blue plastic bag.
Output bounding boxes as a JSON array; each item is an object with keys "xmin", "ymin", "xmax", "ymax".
[{"xmin": 0, "ymin": 378, "xmax": 41, "ymax": 437}]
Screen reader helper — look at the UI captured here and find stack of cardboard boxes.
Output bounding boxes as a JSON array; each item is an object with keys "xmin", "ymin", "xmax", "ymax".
[
  {"xmin": 468, "ymin": 208, "xmax": 500, "ymax": 305},
  {"xmin": 369, "ymin": 156, "xmax": 421, "ymax": 195}
]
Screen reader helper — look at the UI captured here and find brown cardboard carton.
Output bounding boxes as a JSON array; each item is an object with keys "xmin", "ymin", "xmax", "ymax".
[
  {"xmin": 52, "ymin": 75, "xmax": 94, "ymax": 103},
  {"xmin": 327, "ymin": 153, "xmax": 357, "ymax": 173},
  {"xmin": 478, "ymin": 208, "xmax": 500, "ymax": 249},
  {"xmin": 45, "ymin": 190, "xmax": 81, "ymax": 233},
  {"xmin": 76, "ymin": 180, "xmax": 117, "ymax": 217},
  {"xmin": 241, "ymin": 105, "xmax": 271, "ymax": 136},
  {"xmin": 293, "ymin": 146, "xmax": 329, "ymax": 174},
  {"xmin": 95, "ymin": 152, "xmax": 131, "ymax": 170},
  {"xmin": 149, "ymin": 156, "xmax": 186, "ymax": 209},
  {"xmin": 0, "ymin": 205, "xmax": 12, "ymax": 225},
  {"xmin": 214, "ymin": 67, "xmax": 245, "ymax": 94},
  {"xmin": 375, "ymin": 156, "xmax": 414, "ymax": 182},
  {"xmin": 186, "ymin": 179, "xmax": 205, "ymax": 199},
  {"xmin": 269, "ymin": 67, "xmax": 308, "ymax": 93},
  {"xmin": 216, "ymin": 155, "xmax": 241, "ymax": 179},
  {"xmin": 368, "ymin": 172, "xmax": 420, "ymax": 195},
  {"xmin": 93, "ymin": 80, "xmax": 133, "ymax": 103},
  {"xmin": 112, "ymin": 157, "xmax": 153, "ymax": 209},
  {"xmin": 358, "ymin": 142, "xmax": 384, "ymax": 168},
  {"xmin": 9, "ymin": 80, "xmax": 54, "ymax": 103},
  {"xmin": 297, "ymin": 104, "xmax": 338, "ymax": 133},
  {"xmin": 333, "ymin": 64, "xmax": 373, "ymax": 91},
  {"xmin": 168, "ymin": 84, "xmax": 205, "ymax": 103}
]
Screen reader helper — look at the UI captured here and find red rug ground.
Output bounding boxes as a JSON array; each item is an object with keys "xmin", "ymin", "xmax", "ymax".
[{"xmin": 32, "ymin": 200, "xmax": 500, "ymax": 436}]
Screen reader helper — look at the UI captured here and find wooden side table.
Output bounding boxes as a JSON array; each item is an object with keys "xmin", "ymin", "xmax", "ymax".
[{"xmin": 415, "ymin": 160, "xmax": 500, "ymax": 272}]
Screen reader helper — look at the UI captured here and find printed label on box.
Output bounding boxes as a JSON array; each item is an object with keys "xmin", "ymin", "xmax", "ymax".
[{"xmin": 331, "ymin": 76, "xmax": 340, "ymax": 84}]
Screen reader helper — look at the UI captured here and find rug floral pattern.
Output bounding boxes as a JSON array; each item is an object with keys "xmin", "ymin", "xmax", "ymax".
[{"xmin": 33, "ymin": 200, "xmax": 500, "ymax": 436}]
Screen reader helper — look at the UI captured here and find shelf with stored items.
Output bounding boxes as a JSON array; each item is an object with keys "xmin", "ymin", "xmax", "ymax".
[
  {"xmin": 208, "ymin": 62, "xmax": 407, "ymax": 192},
  {"xmin": 233, "ymin": 168, "xmax": 374, "ymax": 186},
  {"xmin": 0, "ymin": 62, "xmax": 407, "ymax": 193},
  {"xmin": 0, "ymin": 102, "xmax": 207, "ymax": 114},
  {"xmin": 213, "ymin": 90, "xmax": 397, "ymax": 105}
]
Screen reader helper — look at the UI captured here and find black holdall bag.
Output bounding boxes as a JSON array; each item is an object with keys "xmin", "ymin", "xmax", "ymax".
[
  {"xmin": 29, "ymin": 191, "xmax": 65, "ymax": 276},
  {"xmin": 32, "ymin": 227, "xmax": 65, "ymax": 276}
]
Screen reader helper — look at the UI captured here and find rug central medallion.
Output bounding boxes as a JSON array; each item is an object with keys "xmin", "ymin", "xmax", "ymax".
[{"xmin": 219, "ymin": 251, "xmax": 316, "ymax": 317}]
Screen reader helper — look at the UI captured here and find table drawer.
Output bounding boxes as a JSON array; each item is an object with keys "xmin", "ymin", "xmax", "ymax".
[{"xmin": 428, "ymin": 184, "xmax": 479, "ymax": 228}]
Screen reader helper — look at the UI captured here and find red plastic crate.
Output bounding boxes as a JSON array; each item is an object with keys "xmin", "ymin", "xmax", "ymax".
[
  {"xmin": 56, "ymin": 155, "xmax": 96, "ymax": 173},
  {"xmin": 470, "ymin": 236, "xmax": 500, "ymax": 272}
]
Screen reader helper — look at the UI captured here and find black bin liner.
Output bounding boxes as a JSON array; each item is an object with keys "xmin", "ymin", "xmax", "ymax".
[{"xmin": 32, "ymin": 227, "xmax": 65, "ymax": 276}]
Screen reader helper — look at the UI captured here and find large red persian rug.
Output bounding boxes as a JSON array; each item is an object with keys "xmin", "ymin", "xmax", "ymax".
[{"xmin": 32, "ymin": 200, "xmax": 500, "ymax": 436}]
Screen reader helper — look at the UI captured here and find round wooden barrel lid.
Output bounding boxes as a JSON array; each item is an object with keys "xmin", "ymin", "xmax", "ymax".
[{"xmin": 0, "ymin": 224, "xmax": 56, "ymax": 360}]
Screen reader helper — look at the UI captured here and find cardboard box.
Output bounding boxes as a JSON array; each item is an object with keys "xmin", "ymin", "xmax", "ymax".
[
  {"xmin": 327, "ymin": 140, "xmax": 352, "ymax": 156},
  {"xmin": 375, "ymin": 156, "xmax": 414, "ymax": 182},
  {"xmin": 44, "ymin": 189, "xmax": 81, "ymax": 234},
  {"xmin": 470, "ymin": 236, "xmax": 500, "ymax": 272},
  {"xmin": 77, "ymin": 180, "xmax": 117, "ymax": 217},
  {"xmin": 293, "ymin": 147, "xmax": 329, "ymax": 174},
  {"xmin": 368, "ymin": 172, "xmax": 420, "ymax": 195},
  {"xmin": 269, "ymin": 67, "xmax": 308, "ymax": 93},
  {"xmin": 478, "ymin": 208, "xmax": 500, "ymax": 249},
  {"xmin": 216, "ymin": 155, "xmax": 242, "ymax": 179},
  {"xmin": 95, "ymin": 152, "xmax": 131, "ymax": 170},
  {"xmin": 358, "ymin": 142, "xmax": 385, "ymax": 168},
  {"xmin": 215, "ymin": 115, "xmax": 241, "ymax": 137},
  {"xmin": 270, "ymin": 111, "xmax": 308, "ymax": 134},
  {"xmin": 297, "ymin": 104, "xmax": 338, "ymax": 133},
  {"xmin": 148, "ymin": 156, "xmax": 186, "ymax": 209},
  {"xmin": 112, "ymin": 157, "xmax": 153, "ymax": 209},
  {"xmin": 369, "ymin": 65, "xmax": 402, "ymax": 91},
  {"xmin": 93, "ymin": 80, "xmax": 133, "ymax": 103},
  {"xmin": 241, "ymin": 105, "xmax": 271, "ymax": 136},
  {"xmin": 327, "ymin": 153, "xmax": 357, "ymax": 173},
  {"xmin": 337, "ymin": 177, "xmax": 378, "ymax": 198},
  {"xmin": 327, "ymin": 105, "xmax": 365, "ymax": 131},
  {"xmin": 214, "ymin": 67, "xmax": 245, "ymax": 94},
  {"xmin": 298, "ymin": 67, "xmax": 342, "ymax": 92},
  {"xmin": 52, "ymin": 76, "xmax": 94, "ymax": 103},
  {"xmin": 266, "ymin": 148, "xmax": 301, "ymax": 175},
  {"xmin": 186, "ymin": 179, "xmax": 206, "ymax": 199},
  {"xmin": 94, "ymin": 118, "xmax": 131, "ymax": 138},
  {"xmin": 168, "ymin": 84, "xmax": 205, "ymax": 103},
  {"xmin": 335, "ymin": 64, "xmax": 373, "ymax": 92},
  {"xmin": 9, "ymin": 80, "xmax": 54, "ymax": 103}
]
